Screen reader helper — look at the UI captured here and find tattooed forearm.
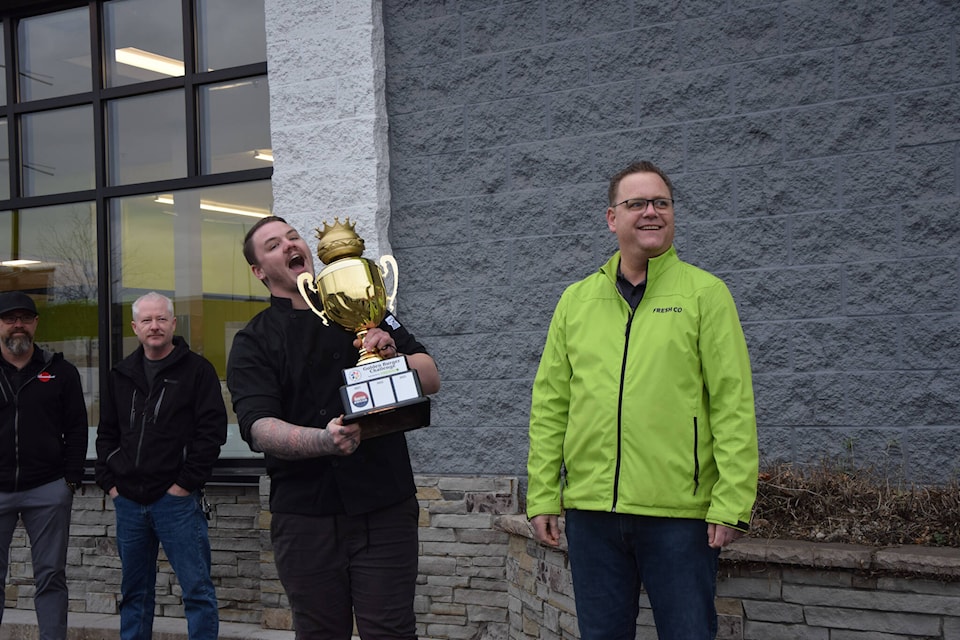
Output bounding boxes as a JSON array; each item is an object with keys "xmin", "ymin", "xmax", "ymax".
[{"xmin": 250, "ymin": 417, "xmax": 335, "ymax": 459}]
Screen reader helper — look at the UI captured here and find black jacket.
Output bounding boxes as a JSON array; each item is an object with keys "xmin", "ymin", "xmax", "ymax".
[
  {"xmin": 226, "ymin": 296, "xmax": 428, "ymax": 516},
  {"xmin": 95, "ymin": 336, "xmax": 227, "ymax": 504},
  {"xmin": 0, "ymin": 348, "xmax": 88, "ymax": 492}
]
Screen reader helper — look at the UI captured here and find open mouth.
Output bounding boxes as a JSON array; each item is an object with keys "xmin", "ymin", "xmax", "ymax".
[{"xmin": 288, "ymin": 253, "xmax": 305, "ymax": 269}]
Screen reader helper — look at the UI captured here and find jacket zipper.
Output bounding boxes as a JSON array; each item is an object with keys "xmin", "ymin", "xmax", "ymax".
[
  {"xmin": 612, "ymin": 311, "xmax": 635, "ymax": 512},
  {"xmin": 133, "ymin": 388, "xmax": 146, "ymax": 468},
  {"xmin": 692, "ymin": 416, "xmax": 700, "ymax": 495},
  {"xmin": 154, "ymin": 386, "xmax": 166, "ymax": 422},
  {"xmin": 133, "ymin": 384, "xmax": 166, "ymax": 469},
  {"xmin": 13, "ymin": 392, "xmax": 20, "ymax": 491},
  {"xmin": 6, "ymin": 369, "xmax": 40, "ymax": 492},
  {"xmin": 0, "ymin": 375, "xmax": 19, "ymax": 491}
]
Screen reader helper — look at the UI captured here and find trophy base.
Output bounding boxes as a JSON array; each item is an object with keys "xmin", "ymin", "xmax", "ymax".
[
  {"xmin": 345, "ymin": 396, "xmax": 431, "ymax": 440},
  {"xmin": 339, "ymin": 356, "xmax": 431, "ymax": 439}
]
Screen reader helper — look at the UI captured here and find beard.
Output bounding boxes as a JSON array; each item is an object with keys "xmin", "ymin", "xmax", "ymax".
[{"xmin": 5, "ymin": 333, "xmax": 33, "ymax": 356}]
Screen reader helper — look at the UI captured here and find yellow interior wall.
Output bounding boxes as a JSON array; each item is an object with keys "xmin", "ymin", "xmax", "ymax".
[
  {"xmin": 201, "ymin": 218, "xmax": 264, "ymax": 296},
  {"xmin": 120, "ymin": 205, "xmax": 175, "ymax": 291}
]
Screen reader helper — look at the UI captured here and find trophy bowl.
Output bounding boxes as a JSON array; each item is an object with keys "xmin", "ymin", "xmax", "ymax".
[
  {"xmin": 296, "ymin": 220, "xmax": 399, "ymax": 365},
  {"xmin": 316, "ymin": 257, "xmax": 390, "ymax": 354}
]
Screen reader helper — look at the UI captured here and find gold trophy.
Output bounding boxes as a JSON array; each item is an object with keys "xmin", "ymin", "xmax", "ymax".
[{"xmin": 296, "ymin": 218, "xmax": 430, "ymax": 439}]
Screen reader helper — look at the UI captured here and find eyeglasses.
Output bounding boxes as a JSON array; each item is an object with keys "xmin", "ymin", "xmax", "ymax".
[
  {"xmin": 612, "ymin": 197, "xmax": 674, "ymax": 213},
  {"xmin": 0, "ymin": 313, "xmax": 38, "ymax": 325}
]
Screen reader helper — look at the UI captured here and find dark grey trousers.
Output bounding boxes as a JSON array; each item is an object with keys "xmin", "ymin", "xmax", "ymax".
[
  {"xmin": 0, "ymin": 478, "xmax": 74, "ymax": 640},
  {"xmin": 271, "ymin": 495, "xmax": 420, "ymax": 640}
]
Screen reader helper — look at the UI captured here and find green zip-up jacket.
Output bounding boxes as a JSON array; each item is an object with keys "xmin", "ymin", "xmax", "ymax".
[{"xmin": 526, "ymin": 247, "xmax": 758, "ymax": 530}]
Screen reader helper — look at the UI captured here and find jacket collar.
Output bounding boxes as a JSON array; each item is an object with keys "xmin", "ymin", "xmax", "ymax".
[
  {"xmin": 600, "ymin": 245, "xmax": 679, "ymax": 285},
  {"xmin": 270, "ymin": 295, "xmax": 294, "ymax": 309}
]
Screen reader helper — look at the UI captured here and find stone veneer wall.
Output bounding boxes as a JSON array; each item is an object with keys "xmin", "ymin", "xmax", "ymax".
[
  {"xmin": 496, "ymin": 515, "xmax": 960, "ymax": 640},
  {"xmin": 2, "ymin": 475, "xmax": 520, "ymax": 640}
]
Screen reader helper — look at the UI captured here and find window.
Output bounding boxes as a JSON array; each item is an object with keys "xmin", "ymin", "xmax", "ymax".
[
  {"xmin": 0, "ymin": 0, "xmax": 271, "ymax": 476},
  {"xmin": 22, "ymin": 106, "xmax": 96, "ymax": 195},
  {"xmin": 103, "ymin": 0, "xmax": 184, "ymax": 88},
  {"xmin": 0, "ymin": 203, "xmax": 98, "ymax": 450},
  {"xmin": 199, "ymin": 77, "xmax": 272, "ymax": 174},
  {"xmin": 18, "ymin": 7, "xmax": 92, "ymax": 101},
  {"xmin": 107, "ymin": 90, "xmax": 187, "ymax": 186}
]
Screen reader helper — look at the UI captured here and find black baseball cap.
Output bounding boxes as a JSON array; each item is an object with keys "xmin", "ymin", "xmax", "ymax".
[{"xmin": 0, "ymin": 292, "xmax": 38, "ymax": 316}]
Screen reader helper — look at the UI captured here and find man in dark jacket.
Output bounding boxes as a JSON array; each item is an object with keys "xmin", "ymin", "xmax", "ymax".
[
  {"xmin": 227, "ymin": 216, "xmax": 440, "ymax": 639},
  {"xmin": 0, "ymin": 291, "xmax": 88, "ymax": 640},
  {"xmin": 95, "ymin": 292, "xmax": 226, "ymax": 640}
]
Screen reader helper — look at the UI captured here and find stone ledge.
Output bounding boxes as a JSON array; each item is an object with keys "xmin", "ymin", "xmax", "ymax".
[
  {"xmin": 495, "ymin": 514, "xmax": 960, "ymax": 579},
  {"xmin": 496, "ymin": 513, "xmax": 569, "ymax": 551},
  {"xmin": 0, "ymin": 609, "xmax": 294, "ymax": 640},
  {"xmin": 0, "ymin": 609, "xmax": 447, "ymax": 640}
]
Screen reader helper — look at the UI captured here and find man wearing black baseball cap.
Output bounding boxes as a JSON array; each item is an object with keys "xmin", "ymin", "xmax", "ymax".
[{"xmin": 0, "ymin": 291, "xmax": 88, "ymax": 640}]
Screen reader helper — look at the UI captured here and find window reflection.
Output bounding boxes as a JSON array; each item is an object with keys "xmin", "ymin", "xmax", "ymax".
[
  {"xmin": 22, "ymin": 107, "xmax": 95, "ymax": 197},
  {"xmin": 200, "ymin": 76, "xmax": 271, "ymax": 174},
  {"xmin": 0, "ymin": 29, "xmax": 6, "ymax": 103},
  {"xmin": 0, "ymin": 120, "xmax": 7, "ymax": 201},
  {"xmin": 110, "ymin": 181, "xmax": 271, "ymax": 457},
  {"xmin": 0, "ymin": 203, "xmax": 99, "ymax": 429},
  {"xmin": 104, "ymin": 0, "xmax": 184, "ymax": 87},
  {"xmin": 197, "ymin": 0, "xmax": 267, "ymax": 71},
  {"xmin": 18, "ymin": 7, "xmax": 91, "ymax": 102},
  {"xmin": 107, "ymin": 90, "xmax": 186, "ymax": 186}
]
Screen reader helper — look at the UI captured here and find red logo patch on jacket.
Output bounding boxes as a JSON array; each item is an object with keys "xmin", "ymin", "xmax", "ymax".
[{"xmin": 37, "ymin": 371, "xmax": 55, "ymax": 382}]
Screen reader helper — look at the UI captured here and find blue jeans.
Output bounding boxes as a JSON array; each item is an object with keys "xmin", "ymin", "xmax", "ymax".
[
  {"xmin": 565, "ymin": 510, "xmax": 720, "ymax": 640},
  {"xmin": 113, "ymin": 492, "xmax": 218, "ymax": 640},
  {"xmin": 0, "ymin": 479, "xmax": 73, "ymax": 640}
]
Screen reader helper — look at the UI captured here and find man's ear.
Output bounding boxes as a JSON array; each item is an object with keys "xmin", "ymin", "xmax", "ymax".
[
  {"xmin": 605, "ymin": 207, "xmax": 617, "ymax": 233},
  {"xmin": 251, "ymin": 264, "xmax": 266, "ymax": 282}
]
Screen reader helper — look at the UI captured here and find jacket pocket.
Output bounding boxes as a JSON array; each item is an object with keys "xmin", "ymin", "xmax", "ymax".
[{"xmin": 105, "ymin": 447, "xmax": 135, "ymax": 478}]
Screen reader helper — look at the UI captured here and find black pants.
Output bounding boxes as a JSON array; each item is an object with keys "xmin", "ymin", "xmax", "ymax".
[{"xmin": 271, "ymin": 496, "xmax": 419, "ymax": 640}]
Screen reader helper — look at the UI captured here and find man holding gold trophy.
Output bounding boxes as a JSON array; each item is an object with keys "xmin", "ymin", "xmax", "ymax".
[{"xmin": 226, "ymin": 216, "xmax": 440, "ymax": 640}]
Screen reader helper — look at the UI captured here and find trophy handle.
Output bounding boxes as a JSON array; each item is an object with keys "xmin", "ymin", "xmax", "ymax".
[
  {"xmin": 379, "ymin": 254, "xmax": 399, "ymax": 313},
  {"xmin": 296, "ymin": 272, "xmax": 330, "ymax": 326}
]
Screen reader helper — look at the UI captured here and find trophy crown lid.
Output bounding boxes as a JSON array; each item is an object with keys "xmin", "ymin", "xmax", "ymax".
[{"xmin": 315, "ymin": 217, "xmax": 365, "ymax": 264}]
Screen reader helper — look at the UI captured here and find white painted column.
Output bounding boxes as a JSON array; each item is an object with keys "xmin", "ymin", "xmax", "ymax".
[{"xmin": 263, "ymin": 0, "xmax": 391, "ymax": 259}]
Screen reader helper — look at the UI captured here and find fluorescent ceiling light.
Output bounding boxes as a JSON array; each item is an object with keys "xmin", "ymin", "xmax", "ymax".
[
  {"xmin": 154, "ymin": 196, "xmax": 269, "ymax": 219},
  {"xmin": 209, "ymin": 81, "xmax": 254, "ymax": 91},
  {"xmin": 254, "ymin": 150, "xmax": 273, "ymax": 162},
  {"xmin": 115, "ymin": 47, "xmax": 184, "ymax": 77},
  {"xmin": 1, "ymin": 259, "xmax": 42, "ymax": 267}
]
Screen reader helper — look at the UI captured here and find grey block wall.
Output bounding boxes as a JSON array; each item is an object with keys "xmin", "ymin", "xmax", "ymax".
[{"xmin": 381, "ymin": 0, "xmax": 960, "ymax": 486}]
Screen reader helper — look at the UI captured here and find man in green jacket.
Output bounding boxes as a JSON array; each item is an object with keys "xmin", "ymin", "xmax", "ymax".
[{"xmin": 526, "ymin": 160, "xmax": 758, "ymax": 640}]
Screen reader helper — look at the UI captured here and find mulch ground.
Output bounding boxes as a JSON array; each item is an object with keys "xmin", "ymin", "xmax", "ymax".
[{"xmin": 750, "ymin": 463, "xmax": 960, "ymax": 547}]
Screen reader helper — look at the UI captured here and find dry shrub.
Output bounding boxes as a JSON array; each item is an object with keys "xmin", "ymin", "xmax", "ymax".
[{"xmin": 750, "ymin": 463, "xmax": 960, "ymax": 547}]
